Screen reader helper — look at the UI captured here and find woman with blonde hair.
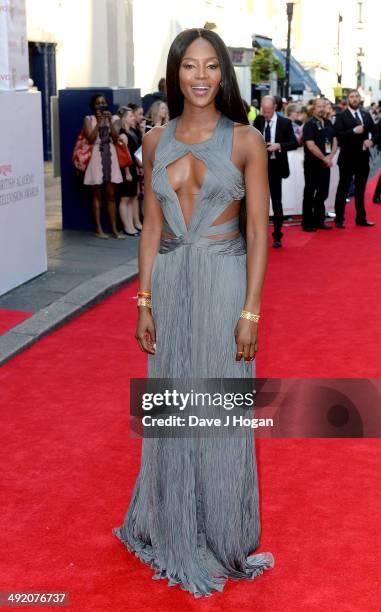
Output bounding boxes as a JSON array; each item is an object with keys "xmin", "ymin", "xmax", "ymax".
[
  {"xmin": 285, "ymin": 102, "xmax": 303, "ymax": 145},
  {"xmin": 146, "ymin": 100, "xmax": 169, "ymax": 127},
  {"xmin": 116, "ymin": 106, "xmax": 143, "ymax": 235}
]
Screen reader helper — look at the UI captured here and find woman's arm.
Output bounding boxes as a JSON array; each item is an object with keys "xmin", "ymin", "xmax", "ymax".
[
  {"xmin": 244, "ymin": 127, "xmax": 269, "ymax": 313},
  {"xmin": 83, "ymin": 114, "xmax": 100, "ymax": 144},
  {"xmin": 118, "ymin": 134, "xmax": 133, "ymax": 180},
  {"xmin": 235, "ymin": 127, "xmax": 269, "ymax": 362},
  {"xmin": 109, "ymin": 115, "xmax": 120, "ymax": 143},
  {"xmin": 135, "ymin": 127, "xmax": 165, "ymax": 354}
]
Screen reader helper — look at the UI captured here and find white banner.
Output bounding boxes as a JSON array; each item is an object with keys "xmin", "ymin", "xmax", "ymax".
[
  {"xmin": 270, "ymin": 149, "xmax": 340, "ymax": 216},
  {"xmin": 0, "ymin": 0, "xmax": 29, "ymax": 91},
  {"xmin": 0, "ymin": 90, "xmax": 47, "ymax": 296}
]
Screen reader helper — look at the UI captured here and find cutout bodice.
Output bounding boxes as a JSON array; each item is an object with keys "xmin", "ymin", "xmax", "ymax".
[{"xmin": 152, "ymin": 114, "xmax": 246, "ymax": 253}]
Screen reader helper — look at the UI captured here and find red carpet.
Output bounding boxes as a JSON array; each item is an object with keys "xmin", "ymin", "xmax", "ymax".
[
  {"xmin": 1, "ymin": 175, "xmax": 381, "ymax": 611},
  {"xmin": 260, "ymin": 174, "xmax": 381, "ymax": 377},
  {"xmin": 0, "ymin": 309, "xmax": 32, "ymax": 335}
]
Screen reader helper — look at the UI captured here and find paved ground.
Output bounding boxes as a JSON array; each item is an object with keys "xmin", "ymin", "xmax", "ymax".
[{"xmin": 0, "ymin": 163, "xmax": 139, "ymax": 364}]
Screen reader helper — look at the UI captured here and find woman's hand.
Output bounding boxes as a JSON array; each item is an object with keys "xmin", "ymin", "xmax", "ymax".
[
  {"xmin": 95, "ymin": 110, "xmax": 103, "ymax": 125},
  {"xmin": 234, "ymin": 318, "xmax": 258, "ymax": 362},
  {"xmin": 103, "ymin": 110, "xmax": 112, "ymax": 124},
  {"xmin": 135, "ymin": 308, "xmax": 156, "ymax": 354},
  {"xmin": 125, "ymin": 169, "xmax": 133, "ymax": 182}
]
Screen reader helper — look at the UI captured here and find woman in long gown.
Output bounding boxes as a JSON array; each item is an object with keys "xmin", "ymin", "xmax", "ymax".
[{"xmin": 113, "ymin": 28, "xmax": 274, "ymax": 598}]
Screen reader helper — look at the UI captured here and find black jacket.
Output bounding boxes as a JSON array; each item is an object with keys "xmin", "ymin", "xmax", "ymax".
[
  {"xmin": 334, "ymin": 108, "xmax": 379, "ymax": 165},
  {"xmin": 377, "ymin": 121, "xmax": 381, "ymax": 152},
  {"xmin": 254, "ymin": 113, "xmax": 298, "ymax": 178}
]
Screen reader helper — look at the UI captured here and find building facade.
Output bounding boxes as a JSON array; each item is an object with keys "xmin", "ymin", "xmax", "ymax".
[
  {"xmin": 253, "ymin": 0, "xmax": 381, "ymax": 103},
  {"xmin": 25, "ymin": 0, "xmax": 254, "ymax": 95},
  {"xmin": 25, "ymin": 0, "xmax": 381, "ymax": 103}
]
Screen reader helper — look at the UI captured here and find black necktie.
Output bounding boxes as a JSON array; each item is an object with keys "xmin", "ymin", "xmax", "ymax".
[
  {"xmin": 354, "ymin": 110, "xmax": 362, "ymax": 125},
  {"xmin": 265, "ymin": 120, "xmax": 271, "ymax": 143}
]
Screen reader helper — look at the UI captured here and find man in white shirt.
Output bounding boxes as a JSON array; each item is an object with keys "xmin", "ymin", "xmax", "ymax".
[{"xmin": 254, "ymin": 96, "xmax": 298, "ymax": 248}]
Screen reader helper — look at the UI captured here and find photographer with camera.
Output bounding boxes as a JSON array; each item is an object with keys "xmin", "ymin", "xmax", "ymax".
[{"xmin": 83, "ymin": 93, "xmax": 125, "ymax": 239}]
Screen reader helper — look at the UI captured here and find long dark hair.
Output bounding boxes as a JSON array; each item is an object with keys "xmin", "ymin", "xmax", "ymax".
[
  {"xmin": 166, "ymin": 28, "xmax": 248, "ymax": 126},
  {"xmin": 166, "ymin": 28, "xmax": 249, "ymax": 238},
  {"xmin": 89, "ymin": 92, "xmax": 107, "ymax": 112}
]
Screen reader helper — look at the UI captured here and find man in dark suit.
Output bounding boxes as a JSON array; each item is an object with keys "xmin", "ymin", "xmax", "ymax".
[
  {"xmin": 254, "ymin": 95, "xmax": 298, "ymax": 247},
  {"xmin": 334, "ymin": 89, "xmax": 378, "ymax": 228}
]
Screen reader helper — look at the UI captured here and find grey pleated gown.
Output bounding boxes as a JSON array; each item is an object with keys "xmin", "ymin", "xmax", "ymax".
[{"xmin": 113, "ymin": 113, "xmax": 274, "ymax": 597}]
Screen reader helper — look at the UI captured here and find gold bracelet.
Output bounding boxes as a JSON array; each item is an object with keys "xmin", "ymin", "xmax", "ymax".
[
  {"xmin": 240, "ymin": 310, "xmax": 260, "ymax": 323},
  {"xmin": 137, "ymin": 297, "xmax": 152, "ymax": 308},
  {"xmin": 137, "ymin": 291, "xmax": 152, "ymax": 297}
]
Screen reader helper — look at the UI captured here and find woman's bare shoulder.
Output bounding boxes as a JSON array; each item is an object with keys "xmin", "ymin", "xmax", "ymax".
[
  {"xmin": 142, "ymin": 125, "xmax": 167, "ymax": 146},
  {"xmin": 142, "ymin": 125, "xmax": 168, "ymax": 158},
  {"xmin": 233, "ymin": 122, "xmax": 264, "ymax": 146}
]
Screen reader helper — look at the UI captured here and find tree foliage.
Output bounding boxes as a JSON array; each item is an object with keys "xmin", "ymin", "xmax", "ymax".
[{"xmin": 251, "ymin": 48, "xmax": 284, "ymax": 83}]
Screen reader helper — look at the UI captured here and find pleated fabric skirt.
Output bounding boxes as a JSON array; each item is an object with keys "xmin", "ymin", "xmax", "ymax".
[{"xmin": 113, "ymin": 243, "xmax": 274, "ymax": 597}]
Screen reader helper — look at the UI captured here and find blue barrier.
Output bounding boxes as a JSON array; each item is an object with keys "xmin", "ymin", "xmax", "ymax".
[{"xmin": 58, "ymin": 87, "xmax": 140, "ymax": 231}]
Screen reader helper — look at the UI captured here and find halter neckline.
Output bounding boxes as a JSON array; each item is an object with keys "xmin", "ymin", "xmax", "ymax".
[{"xmin": 172, "ymin": 113, "xmax": 224, "ymax": 146}]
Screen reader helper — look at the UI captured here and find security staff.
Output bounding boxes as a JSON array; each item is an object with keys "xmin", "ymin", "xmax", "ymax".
[
  {"xmin": 302, "ymin": 98, "xmax": 338, "ymax": 231},
  {"xmin": 254, "ymin": 95, "xmax": 298, "ymax": 248}
]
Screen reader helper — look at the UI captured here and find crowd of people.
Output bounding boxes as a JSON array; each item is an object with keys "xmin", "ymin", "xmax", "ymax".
[
  {"xmin": 248, "ymin": 91, "xmax": 381, "ymax": 247},
  {"xmin": 79, "ymin": 85, "xmax": 169, "ymax": 239},
  {"xmin": 76, "ymin": 81, "xmax": 381, "ymax": 246}
]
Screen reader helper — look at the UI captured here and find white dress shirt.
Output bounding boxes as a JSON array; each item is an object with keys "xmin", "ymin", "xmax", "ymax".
[
  {"xmin": 263, "ymin": 112, "xmax": 278, "ymax": 159},
  {"xmin": 348, "ymin": 106, "xmax": 373, "ymax": 144},
  {"xmin": 348, "ymin": 107, "xmax": 363, "ymax": 124}
]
